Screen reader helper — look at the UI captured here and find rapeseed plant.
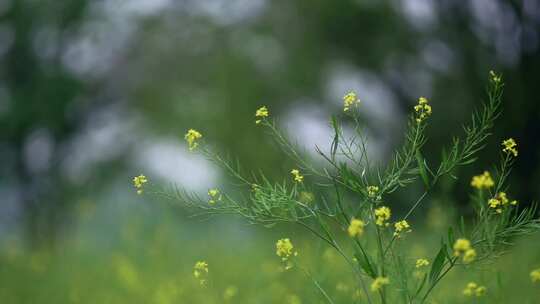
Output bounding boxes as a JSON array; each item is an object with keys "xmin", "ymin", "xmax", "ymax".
[{"xmin": 139, "ymin": 71, "xmax": 540, "ymax": 303}]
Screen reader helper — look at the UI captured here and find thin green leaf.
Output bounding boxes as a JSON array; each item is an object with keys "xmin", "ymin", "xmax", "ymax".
[{"xmin": 429, "ymin": 245, "xmax": 447, "ymax": 284}]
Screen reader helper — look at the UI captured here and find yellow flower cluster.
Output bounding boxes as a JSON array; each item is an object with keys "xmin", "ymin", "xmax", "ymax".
[
  {"xmin": 453, "ymin": 238, "xmax": 476, "ymax": 264},
  {"xmin": 132, "ymin": 174, "xmax": 148, "ymax": 195},
  {"xmin": 470, "ymin": 171, "xmax": 494, "ymax": 190},
  {"xmin": 502, "ymin": 138, "xmax": 518, "ymax": 157},
  {"xmin": 393, "ymin": 220, "xmax": 411, "ymax": 237},
  {"xmin": 348, "ymin": 218, "xmax": 366, "ymax": 238},
  {"xmin": 255, "ymin": 106, "xmax": 269, "ymax": 124},
  {"xmin": 488, "ymin": 192, "xmax": 517, "ymax": 214},
  {"xmin": 374, "ymin": 206, "xmax": 391, "ymax": 226},
  {"xmin": 276, "ymin": 238, "xmax": 297, "ymax": 261},
  {"xmin": 531, "ymin": 268, "xmax": 540, "ymax": 283},
  {"xmin": 291, "ymin": 169, "xmax": 304, "ymax": 183},
  {"xmin": 415, "ymin": 258, "xmax": 430, "ymax": 268},
  {"xmin": 414, "ymin": 97, "xmax": 432, "ymax": 123},
  {"xmin": 367, "ymin": 185, "xmax": 379, "ymax": 198},
  {"xmin": 208, "ymin": 189, "xmax": 222, "ymax": 205},
  {"xmin": 185, "ymin": 129, "xmax": 203, "ymax": 151},
  {"xmin": 463, "ymin": 282, "xmax": 487, "ymax": 297},
  {"xmin": 343, "ymin": 91, "xmax": 360, "ymax": 112},
  {"xmin": 371, "ymin": 276, "xmax": 389, "ymax": 292},
  {"xmin": 193, "ymin": 261, "xmax": 209, "ymax": 285}
]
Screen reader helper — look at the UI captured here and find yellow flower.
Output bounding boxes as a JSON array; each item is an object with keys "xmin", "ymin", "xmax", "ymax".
[
  {"xmin": 374, "ymin": 206, "xmax": 391, "ymax": 226},
  {"xmin": 453, "ymin": 238, "xmax": 476, "ymax": 264},
  {"xmin": 531, "ymin": 268, "xmax": 540, "ymax": 283},
  {"xmin": 502, "ymin": 138, "xmax": 518, "ymax": 157},
  {"xmin": 463, "ymin": 282, "xmax": 477, "ymax": 296},
  {"xmin": 475, "ymin": 286, "xmax": 487, "ymax": 297},
  {"xmin": 488, "ymin": 192, "xmax": 516, "ymax": 214},
  {"xmin": 193, "ymin": 261, "xmax": 209, "ymax": 285},
  {"xmin": 348, "ymin": 218, "xmax": 366, "ymax": 238},
  {"xmin": 489, "ymin": 200, "xmax": 502, "ymax": 213},
  {"xmin": 255, "ymin": 106, "xmax": 269, "ymax": 124},
  {"xmin": 291, "ymin": 169, "xmax": 304, "ymax": 183},
  {"xmin": 371, "ymin": 277, "xmax": 389, "ymax": 292},
  {"xmin": 343, "ymin": 91, "xmax": 360, "ymax": 112},
  {"xmin": 453, "ymin": 238, "xmax": 471, "ymax": 255},
  {"xmin": 132, "ymin": 174, "xmax": 148, "ymax": 195},
  {"xmin": 489, "ymin": 70, "xmax": 502, "ymax": 83},
  {"xmin": 276, "ymin": 238, "xmax": 297, "ymax": 261},
  {"xmin": 415, "ymin": 259, "xmax": 430, "ymax": 268},
  {"xmin": 463, "ymin": 282, "xmax": 487, "ymax": 297},
  {"xmin": 185, "ymin": 129, "xmax": 203, "ymax": 151},
  {"xmin": 463, "ymin": 249, "xmax": 477, "ymax": 264},
  {"xmin": 470, "ymin": 171, "xmax": 494, "ymax": 190},
  {"xmin": 393, "ymin": 220, "xmax": 411, "ymax": 237},
  {"xmin": 367, "ymin": 186, "xmax": 379, "ymax": 198},
  {"xmin": 498, "ymin": 192, "xmax": 509, "ymax": 205},
  {"xmin": 414, "ymin": 97, "xmax": 432, "ymax": 123},
  {"xmin": 208, "ymin": 188, "xmax": 222, "ymax": 205}
]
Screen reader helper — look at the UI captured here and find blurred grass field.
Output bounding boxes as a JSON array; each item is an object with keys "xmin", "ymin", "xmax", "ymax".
[
  {"xmin": 1, "ymin": 1, "xmax": 540, "ymax": 303},
  {"xmin": 1, "ymin": 199, "xmax": 539, "ymax": 304}
]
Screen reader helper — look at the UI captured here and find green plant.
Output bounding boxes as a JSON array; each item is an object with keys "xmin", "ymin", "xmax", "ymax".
[{"xmin": 137, "ymin": 71, "xmax": 539, "ymax": 303}]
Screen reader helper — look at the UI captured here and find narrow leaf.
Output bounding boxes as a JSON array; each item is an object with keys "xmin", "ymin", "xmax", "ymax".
[
  {"xmin": 429, "ymin": 245, "xmax": 447, "ymax": 284},
  {"xmin": 416, "ymin": 151, "xmax": 430, "ymax": 187},
  {"xmin": 353, "ymin": 246, "xmax": 377, "ymax": 278}
]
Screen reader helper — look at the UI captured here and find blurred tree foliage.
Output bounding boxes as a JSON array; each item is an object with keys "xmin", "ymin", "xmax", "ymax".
[
  {"xmin": 0, "ymin": 1, "xmax": 90, "ymax": 246},
  {"xmin": 0, "ymin": 0, "xmax": 539, "ymax": 247}
]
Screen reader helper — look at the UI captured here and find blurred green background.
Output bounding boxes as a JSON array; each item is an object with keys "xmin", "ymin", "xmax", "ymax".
[{"xmin": 1, "ymin": 0, "xmax": 540, "ymax": 303}]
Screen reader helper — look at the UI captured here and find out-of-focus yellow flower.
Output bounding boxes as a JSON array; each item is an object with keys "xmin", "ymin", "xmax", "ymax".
[
  {"xmin": 223, "ymin": 285, "xmax": 238, "ymax": 301},
  {"xmin": 415, "ymin": 258, "xmax": 429, "ymax": 268},
  {"xmin": 463, "ymin": 282, "xmax": 486, "ymax": 297},
  {"xmin": 371, "ymin": 277, "xmax": 389, "ymax": 292},
  {"xmin": 208, "ymin": 188, "xmax": 222, "ymax": 205},
  {"xmin": 531, "ymin": 268, "xmax": 540, "ymax": 283},
  {"xmin": 335, "ymin": 282, "xmax": 350, "ymax": 292},
  {"xmin": 291, "ymin": 169, "xmax": 304, "ymax": 183},
  {"xmin": 133, "ymin": 174, "xmax": 148, "ymax": 195},
  {"xmin": 113, "ymin": 255, "xmax": 140, "ymax": 290},
  {"xmin": 502, "ymin": 138, "xmax": 518, "ymax": 157},
  {"xmin": 470, "ymin": 171, "xmax": 494, "ymax": 190},
  {"xmin": 414, "ymin": 97, "xmax": 432, "ymax": 123},
  {"xmin": 193, "ymin": 261, "xmax": 209, "ymax": 285},
  {"xmin": 255, "ymin": 106, "xmax": 269, "ymax": 124},
  {"xmin": 185, "ymin": 129, "xmax": 203, "ymax": 151},
  {"xmin": 453, "ymin": 238, "xmax": 476, "ymax": 264},
  {"xmin": 453, "ymin": 238, "xmax": 471, "ymax": 254},
  {"xmin": 343, "ymin": 91, "xmax": 360, "ymax": 112},
  {"xmin": 374, "ymin": 206, "xmax": 391, "ymax": 226},
  {"xmin": 463, "ymin": 249, "xmax": 477, "ymax": 264},
  {"xmin": 348, "ymin": 218, "xmax": 366, "ymax": 238}
]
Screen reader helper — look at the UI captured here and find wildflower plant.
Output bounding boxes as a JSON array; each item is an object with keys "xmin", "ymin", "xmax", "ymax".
[{"xmin": 142, "ymin": 71, "xmax": 540, "ymax": 303}]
